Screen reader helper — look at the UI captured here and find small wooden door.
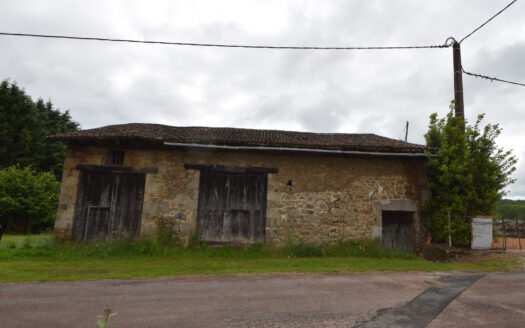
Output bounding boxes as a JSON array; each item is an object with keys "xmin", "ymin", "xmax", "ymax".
[
  {"xmin": 382, "ymin": 211, "xmax": 413, "ymax": 252},
  {"xmin": 197, "ymin": 170, "xmax": 267, "ymax": 244},
  {"xmin": 73, "ymin": 169, "xmax": 146, "ymax": 241}
]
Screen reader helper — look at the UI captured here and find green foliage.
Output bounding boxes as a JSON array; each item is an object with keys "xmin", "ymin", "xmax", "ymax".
[
  {"xmin": 0, "ymin": 166, "xmax": 60, "ymax": 233},
  {"xmin": 497, "ymin": 199, "xmax": 525, "ymax": 220},
  {"xmin": 97, "ymin": 309, "xmax": 117, "ymax": 328},
  {"xmin": 156, "ymin": 218, "xmax": 183, "ymax": 247},
  {"xmin": 0, "ymin": 234, "xmax": 417, "ymax": 261},
  {"xmin": 0, "ymin": 234, "xmax": 517, "ymax": 283},
  {"xmin": 282, "ymin": 238, "xmax": 418, "ymax": 259},
  {"xmin": 424, "ymin": 101, "xmax": 517, "ymax": 246},
  {"xmin": 186, "ymin": 228, "xmax": 202, "ymax": 249},
  {"xmin": 323, "ymin": 240, "xmax": 419, "ymax": 259},
  {"xmin": 421, "ymin": 244, "xmax": 451, "ymax": 262},
  {"xmin": 0, "ymin": 79, "xmax": 79, "ymax": 178},
  {"xmin": 284, "ymin": 241, "xmax": 324, "ymax": 257}
]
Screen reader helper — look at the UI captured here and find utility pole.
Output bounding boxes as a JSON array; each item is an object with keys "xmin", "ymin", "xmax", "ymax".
[
  {"xmin": 452, "ymin": 41, "xmax": 465, "ymax": 118},
  {"xmin": 404, "ymin": 121, "xmax": 409, "ymax": 142}
]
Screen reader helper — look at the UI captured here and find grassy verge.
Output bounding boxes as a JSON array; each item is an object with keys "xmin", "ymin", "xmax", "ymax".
[{"xmin": 0, "ymin": 234, "xmax": 518, "ymax": 283}]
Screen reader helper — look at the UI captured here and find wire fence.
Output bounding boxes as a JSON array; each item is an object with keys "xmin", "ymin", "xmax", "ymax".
[
  {"xmin": 493, "ymin": 218, "xmax": 524, "ymax": 250},
  {"xmin": 429, "ymin": 214, "xmax": 523, "ymax": 250}
]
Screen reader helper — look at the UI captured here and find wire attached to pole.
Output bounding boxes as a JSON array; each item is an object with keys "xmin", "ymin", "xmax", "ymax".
[
  {"xmin": 462, "ymin": 68, "xmax": 525, "ymax": 87},
  {"xmin": 0, "ymin": 32, "xmax": 450, "ymax": 50},
  {"xmin": 460, "ymin": 0, "xmax": 519, "ymax": 44}
]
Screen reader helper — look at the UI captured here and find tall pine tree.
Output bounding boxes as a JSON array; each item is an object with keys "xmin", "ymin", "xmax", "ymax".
[{"xmin": 0, "ymin": 80, "xmax": 79, "ymax": 178}]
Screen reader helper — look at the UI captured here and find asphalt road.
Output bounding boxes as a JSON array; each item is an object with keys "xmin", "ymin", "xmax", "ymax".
[{"xmin": 1, "ymin": 271, "xmax": 524, "ymax": 327}]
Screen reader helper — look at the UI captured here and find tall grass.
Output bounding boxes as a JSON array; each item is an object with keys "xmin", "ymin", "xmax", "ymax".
[
  {"xmin": 284, "ymin": 239, "xmax": 419, "ymax": 259},
  {"xmin": 0, "ymin": 234, "xmax": 517, "ymax": 283},
  {"xmin": 0, "ymin": 234, "xmax": 419, "ymax": 260}
]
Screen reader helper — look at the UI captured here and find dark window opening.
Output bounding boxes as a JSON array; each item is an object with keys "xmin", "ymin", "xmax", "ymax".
[{"xmin": 112, "ymin": 150, "xmax": 125, "ymax": 165}]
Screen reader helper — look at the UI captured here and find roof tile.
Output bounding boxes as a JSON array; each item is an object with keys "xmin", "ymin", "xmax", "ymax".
[{"xmin": 47, "ymin": 123, "xmax": 428, "ymax": 153}]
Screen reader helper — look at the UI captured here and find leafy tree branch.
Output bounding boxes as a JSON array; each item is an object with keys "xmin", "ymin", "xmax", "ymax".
[{"xmin": 424, "ymin": 101, "xmax": 517, "ymax": 246}]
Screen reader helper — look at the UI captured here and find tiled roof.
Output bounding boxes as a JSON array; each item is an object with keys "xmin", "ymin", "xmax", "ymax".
[{"xmin": 47, "ymin": 123, "xmax": 428, "ymax": 153}]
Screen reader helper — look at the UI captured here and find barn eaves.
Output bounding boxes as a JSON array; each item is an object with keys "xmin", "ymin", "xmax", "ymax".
[
  {"xmin": 163, "ymin": 142, "xmax": 430, "ymax": 157},
  {"xmin": 47, "ymin": 123, "xmax": 434, "ymax": 156}
]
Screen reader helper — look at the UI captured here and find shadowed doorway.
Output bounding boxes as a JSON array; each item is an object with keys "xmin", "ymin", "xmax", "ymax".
[{"xmin": 381, "ymin": 211, "xmax": 414, "ymax": 252}]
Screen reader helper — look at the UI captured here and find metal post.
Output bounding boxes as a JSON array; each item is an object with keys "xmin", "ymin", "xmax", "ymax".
[
  {"xmin": 502, "ymin": 217, "xmax": 507, "ymax": 251},
  {"xmin": 517, "ymin": 219, "xmax": 522, "ymax": 251},
  {"xmin": 404, "ymin": 121, "xmax": 409, "ymax": 142},
  {"xmin": 447, "ymin": 211, "xmax": 452, "ymax": 248}
]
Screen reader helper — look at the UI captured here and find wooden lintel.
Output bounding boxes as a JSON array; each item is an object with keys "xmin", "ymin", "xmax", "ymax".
[
  {"xmin": 138, "ymin": 167, "xmax": 159, "ymax": 174},
  {"xmin": 184, "ymin": 163, "xmax": 278, "ymax": 174},
  {"xmin": 76, "ymin": 164, "xmax": 158, "ymax": 174}
]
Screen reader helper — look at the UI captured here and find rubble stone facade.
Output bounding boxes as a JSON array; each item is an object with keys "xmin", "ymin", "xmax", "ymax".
[{"xmin": 55, "ymin": 145, "xmax": 430, "ymax": 248}]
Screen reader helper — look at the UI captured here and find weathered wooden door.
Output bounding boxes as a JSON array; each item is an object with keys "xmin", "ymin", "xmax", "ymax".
[
  {"xmin": 382, "ymin": 211, "xmax": 413, "ymax": 252},
  {"xmin": 197, "ymin": 170, "xmax": 267, "ymax": 244},
  {"xmin": 73, "ymin": 169, "xmax": 146, "ymax": 241}
]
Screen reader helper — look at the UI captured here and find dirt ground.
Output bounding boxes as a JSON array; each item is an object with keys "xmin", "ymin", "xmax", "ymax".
[
  {"xmin": 506, "ymin": 250, "xmax": 525, "ymax": 271},
  {"xmin": 443, "ymin": 248, "xmax": 525, "ymax": 272}
]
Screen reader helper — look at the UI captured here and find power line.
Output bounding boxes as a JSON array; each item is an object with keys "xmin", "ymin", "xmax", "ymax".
[
  {"xmin": 460, "ymin": 0, "xmax": 519, "ymax": 44},
  {"xmin": 462, "ymin": 68, "xmax": 525, "ymax": 87},
  {"xmin": 2, "ymin": 31, "xmax": 521, "ymax": 87},
  {"xmin": 0, "ymin": 32, "xmax": 450, "ymax": 50}
]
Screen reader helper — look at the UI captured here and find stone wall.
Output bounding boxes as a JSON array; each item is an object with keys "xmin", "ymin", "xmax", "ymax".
[
  {"xmin": 54, "ymin": 146, "xmax": 109, "ymax": 239},
  {"xmin": 55, "ymin": 145, "xmax": 430, "ymax": 248}
]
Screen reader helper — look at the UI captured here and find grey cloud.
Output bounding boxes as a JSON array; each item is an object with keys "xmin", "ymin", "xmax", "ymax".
[
  {"xmin": 472, "ymin": 42, "xmax": 525, "ymax": 82},
  {"xmin": 1, "ymin": 0, "xmax": 524, "ymax": 197}
]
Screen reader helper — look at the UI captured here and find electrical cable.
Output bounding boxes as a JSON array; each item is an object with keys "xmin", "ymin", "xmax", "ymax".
[
  {"xmin": 460, "ymin": 0, "xmax": 519, "ymax": 44},
  {"xmin": 1, "ymin": 20, "xmax": 522, "ymax": 88},
  {"xmin": 462, "ymin": 68, "xmax": 525, "ymax": 87},
  {"xmin": 0, "ymin": 32, "xmax": 450, "ymax": 50}
]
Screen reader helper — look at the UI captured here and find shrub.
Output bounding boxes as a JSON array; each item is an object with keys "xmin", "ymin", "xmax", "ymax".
[
  {"xmin": 424, "ymin": 103, "xmax": 516, "ymax": 247},
  {"xmin": 424, "ymin": 215, "xmax": 472, "ymax": 247},
  {"xmin": 156, "ymin": 218, "xmax": 183, "ymax": 247},
  {"xmin": 285, "ymin": 242, "xmax": 324, "ymax": 257},
  {"xmin": 421, "ymin": 244, "xmax": 449, "ymax": 262},
  {"xmin": 0, "ymin": 165, "xmax": 60, "ymax": 233},
  {"xmin": 186, "ymin": 229, "xmax": 202, "ymax": 249}
]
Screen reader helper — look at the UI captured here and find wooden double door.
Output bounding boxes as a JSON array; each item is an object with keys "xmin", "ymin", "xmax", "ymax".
[
  {"xmin": 73, "ymin": 169, "xmax": 146, "ymax": 241},
  {"xmin": 197, "ymin": 170, "xmax": 268, "ymax": 245}
]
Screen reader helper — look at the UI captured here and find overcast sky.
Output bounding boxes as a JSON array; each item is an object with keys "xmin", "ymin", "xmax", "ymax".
[{"xmin": 1, "ymin": 1, "xmax": 524, "ymax": 198}]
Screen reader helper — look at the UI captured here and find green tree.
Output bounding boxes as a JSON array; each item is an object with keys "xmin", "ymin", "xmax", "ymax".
[
  {"xmin": 497, "ymin": 199, "xmax": 525, "ymax": 220},
  {"xmin": 0, "ymin": 166, "xmax": 60, "ymax": 233},
  {"xmin": 0, "ymin": 79, "xmax": 79, "ymax": 178},
  {"xmin": 424, "ymin": 101, "xmax": 517, "ymax": 246}
]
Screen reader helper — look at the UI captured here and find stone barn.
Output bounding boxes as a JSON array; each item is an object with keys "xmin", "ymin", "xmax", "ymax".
[{"xmin": 48, "ymin": 123, "xmax": 431, "ymax": 251}]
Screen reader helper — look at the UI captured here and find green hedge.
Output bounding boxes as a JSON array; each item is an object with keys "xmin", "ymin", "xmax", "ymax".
[{"xmin": 0, "ymin": 166, "xmax": 60, "ymax": 233}]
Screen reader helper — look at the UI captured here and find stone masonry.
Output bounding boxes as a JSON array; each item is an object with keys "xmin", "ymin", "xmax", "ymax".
[{"xmin": 55, "ymin": 145, "xmax": 430, "ymax": 247}]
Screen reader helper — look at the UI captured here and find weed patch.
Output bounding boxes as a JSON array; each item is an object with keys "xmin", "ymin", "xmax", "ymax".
[{"xmin": 0, "ymin": 234, "xmax": 517, "ymax": 283}]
